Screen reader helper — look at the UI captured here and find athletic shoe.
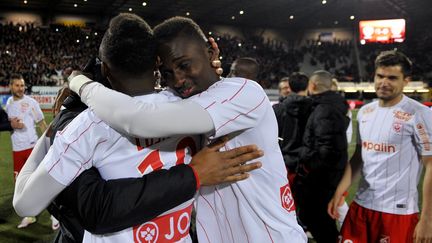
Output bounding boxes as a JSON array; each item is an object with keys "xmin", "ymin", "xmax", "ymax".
[
  {"xmin": 17, "ymin": 216, "xmax": 36, "ymax": 228},
  {"xmin": 51, "ymin": 215, "xmax": 60, "ymax": 230}
]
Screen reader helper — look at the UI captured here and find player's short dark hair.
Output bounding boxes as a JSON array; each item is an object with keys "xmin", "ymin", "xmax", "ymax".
[
  {"xmin": 9, "ymin": 73, "xmax": 24, "ymax": 85},
  {"xmin": 288, "ymin": 72, "xmax": 309, "ymax": 93},
  {"xmin": 374, "ymin": 50, "xmax": 412, "ymax": 77},
  {"xmin": 99, "ymin": 13, "xmax": 155, "ymax": 74},
  {"xmin": 153, "ymin": 16, "xmax": 207, "ymax": 46}
]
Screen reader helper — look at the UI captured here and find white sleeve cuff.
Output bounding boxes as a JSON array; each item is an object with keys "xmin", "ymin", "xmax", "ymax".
[{"xmin": 69, "ymin": 75, "xmax": 93, "ymax": 95}]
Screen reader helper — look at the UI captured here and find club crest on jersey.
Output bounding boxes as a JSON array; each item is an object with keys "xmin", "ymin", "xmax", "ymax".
[
  {"xmin": 393, "ymin": 110, "xmax": 413, "ymax": 122},
  {"xmin": 362, "ymin": 106, "xmax": 375, "ymax": 115},
  {"xmin": 280, "ymin": 184, "xmax": 296, "ymax": 213},
  {"xmin": 134, "ymin": 222, "xmax": 159, "ymax": 243},
  {"xmin": 379, "ymin": 235, "xmax": 390, "ymax": 243},
  {"xmin": 20, "ymin": 102, "xmax": 30, "ymax": 113},
  {"xmin": 392, "ymin": 122, "xmax": 403, "ymax": 134}
]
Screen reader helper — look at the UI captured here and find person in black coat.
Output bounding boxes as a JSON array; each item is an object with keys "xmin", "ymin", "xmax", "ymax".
[
  {"xmin": 273, "ymin": 72, "xmax": 312, "ymax": 185},
  {"xmin": 295, "ymin": 70, "xmax": 350, "ymax": 243}
]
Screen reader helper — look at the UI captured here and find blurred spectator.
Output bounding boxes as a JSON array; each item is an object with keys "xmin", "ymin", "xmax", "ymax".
[
  {"xmin": 278, "ymin": 77, "xmax": 290, "ymax": 101},
  {"xmin": 227, "ymin": 57, "xmax": 259, "ymax": 80}
]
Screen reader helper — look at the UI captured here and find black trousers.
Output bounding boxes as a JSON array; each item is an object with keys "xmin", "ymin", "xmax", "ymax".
[{"xmin": 294, "ymin": 178, "xmax": 339, "ymax": 243}]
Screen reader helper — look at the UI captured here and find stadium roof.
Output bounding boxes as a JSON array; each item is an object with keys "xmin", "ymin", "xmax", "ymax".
[{"xmin": 1, "ymin": 0, "xmax": 431, "ymax": 29}]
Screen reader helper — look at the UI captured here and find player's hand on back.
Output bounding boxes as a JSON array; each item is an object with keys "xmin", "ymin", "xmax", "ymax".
[
  {"xmin": 190, "ymin": 137, "xmax": 263, "ymax": 186},
  {"xmin": 52, "ymin": 86, "xmax": 71, "ymax": 117}
]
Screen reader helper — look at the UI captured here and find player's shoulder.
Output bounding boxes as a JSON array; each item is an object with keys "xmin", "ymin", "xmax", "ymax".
[
  {"xmin": 358, "ymin": 100, "xmax": 378, "ymax": 115},
  {"xmin": 402, "ymin": 96, "xmax": 430, "ymax": 113},
  {"xmin": 214, "ymin": 77, "xmax": 266, "ymax": 99}
]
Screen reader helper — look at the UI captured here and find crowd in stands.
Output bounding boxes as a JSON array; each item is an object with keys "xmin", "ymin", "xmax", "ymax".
[
  {"xmin": 1, "ymin": 22, "xmax": 431, "ymax": 90},
  {"xmin": 0, "ymin": 23, "xmax": 102, "ymax": 90}
]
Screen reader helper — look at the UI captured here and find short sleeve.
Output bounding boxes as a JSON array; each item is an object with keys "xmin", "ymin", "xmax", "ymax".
[
  {"xmin": 41, "ymin": 111, "xmax": 110, "ymax": 186},
  {"xmin": 413, "ymin": 107, "xmax": 432, "ymax": 156},
  {"xmin": 189, "ymin": 78, "xmax": 268, "ymax": 138},
  {"xmin": 31, "ymin": 98, "xmax": 44, "ymax": 123}
]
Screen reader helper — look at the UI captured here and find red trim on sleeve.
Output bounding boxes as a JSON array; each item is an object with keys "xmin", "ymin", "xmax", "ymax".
[{"xmin": 187, "ymin": 164, "xmax": 201, "ymax": 190}]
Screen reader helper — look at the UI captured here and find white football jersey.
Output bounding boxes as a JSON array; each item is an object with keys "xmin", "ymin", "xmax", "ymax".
[
  {"xmin": 5, "ymin": 95, "xmax": 44, "ymax": 151},
  {"xmin": 42, "ymin": 91, "xmax": 200, "ymax": 243},
  {"xmin": 190, "ymin": 77, "xmax": 307, "ymax": 243},
  {"xmin": 355, "ymin": 95, "xmax": 432, "ymax": 214}
]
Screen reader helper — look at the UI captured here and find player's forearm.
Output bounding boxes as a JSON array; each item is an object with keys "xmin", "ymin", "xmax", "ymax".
[
  {"xmin": 14, "ymin": 132, "xmax": 66, "ymax": 216},
  {"xmin": 420, "ymin": 157, "xmax": 432, "ymax": 223},
  {"xmin": 38, "ymin": 120, "xmax": 48, "ymax": 133},
  {"xmin": 69, "ymin": 165, "xmax": 197, "ymax": 234},
  {"xmin": 79, "ymin": 80, "xmax": 214, "ymax": 138}
]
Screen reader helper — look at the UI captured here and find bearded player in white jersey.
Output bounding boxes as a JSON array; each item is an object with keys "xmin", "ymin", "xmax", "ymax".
[
  {"xmin": 69, "ymin": 17, "xmax": 307, "ymax": 242},
  {"xmin": 328, "ymin": 50, "xmax": 432, "ymax": 243}
]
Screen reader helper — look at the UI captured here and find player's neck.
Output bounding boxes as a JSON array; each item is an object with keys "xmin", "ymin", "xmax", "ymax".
[
  {"xmin": 379, "ymin": 94, "xmax": 403, "ymax": 107},
  {"xmin": 111, "ymin": 71, "xmax": 156, "ymax": 96},
  {"xmin": 12, "ymin": 95, "xmax": 24, "ymax": 101}
]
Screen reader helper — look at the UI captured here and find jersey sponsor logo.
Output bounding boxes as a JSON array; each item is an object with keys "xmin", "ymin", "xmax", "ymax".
[
  {"xmin": 393, "ymin": 110, "xmax": 413, "ymax": 122},
  {"xmin": 133, "ymin": 204, "xmax": 192, "ymax": 243},
  {"xmin": 280, "ymin": 184, "xmax": 296, "ymax": 213},
  {"xmin": 392, "ymin": 122, "xmax": 403, "ymax": 134},
  {"xmin": 362, "ymin": 141, "xmax": 396, "ymax": 153},
  {"xmin": 416, "ymin": 123, "xmax": 431, "ymax": 151}
]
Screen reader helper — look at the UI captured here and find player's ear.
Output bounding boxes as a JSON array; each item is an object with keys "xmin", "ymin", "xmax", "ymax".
[{"xmin": 101, "ymin": 62, "xmax": 109, "ymax": 79}]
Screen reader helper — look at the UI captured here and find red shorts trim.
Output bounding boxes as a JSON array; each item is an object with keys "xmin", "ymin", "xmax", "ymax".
[
  {"xmin": 13, "ymin": 148, "xmax": 33, "ymax": 180},
  {"xmin": 340, "ymin": 201, "xmax": 419, "ymax": 243}
]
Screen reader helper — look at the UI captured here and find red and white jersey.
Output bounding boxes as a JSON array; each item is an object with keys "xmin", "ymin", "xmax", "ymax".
[
  {"xmin": 42, "ymin": 91, "xmax": 200, "ymax": 243},
  {"xmin": 5, "ymin": 95, "xmax": 44, "ymax": 151},
  {"xmin": 355, "ymin": 95, "xmax": 432, "ymax": 215},
  {"xmin": 189, "ymin": 77, "xmax": 307, "ymax": 243}
]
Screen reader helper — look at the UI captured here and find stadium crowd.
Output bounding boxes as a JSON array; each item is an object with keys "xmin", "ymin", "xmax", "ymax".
[{"xmin": 1, "ymin": 22, "xmax": 431, "ymax": 91}]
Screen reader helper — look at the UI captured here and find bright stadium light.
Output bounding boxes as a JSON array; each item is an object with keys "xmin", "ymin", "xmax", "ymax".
[
  {"xmin": 322, "ymin": 0, "xmax": 327, "ymax": 4},
  {"xmin": 231, "ymin": 16, "xmax": 235, "ymax": 20},
  {"xmin": 74, "ymin": 3, "xmax": 78, "ymax": 7},
  {"xmin": 94, "ymin": 32, "xmax": 98, "ymax": 36},
  {"xmin": 76, "ymin": 39, "xmax": 80, "ymax": 43},
  {"xmin": 55, "ymin": 28, "xmax": 59, "ymax": 32},
  {"xmin": 186, "ymin": 12, "xmax": 190, "ymax": 16},
  {"xmin": 290, "ymin": 15, "xmax": 294, "ymax": 19},
  {"xmin": 350, "ymin": 15, "xmax": 355, "ymax": 20},
  {"xmin": 219, "ymin": 56, "xmax": 223, "ymax": 60},
  {"xmin": 86, "ymin": 36, "xmax": 89, "ymax": 39},
  {"xmin": 129, "ymin": 8, "xmax": 133, "ymax": 11},
  {"xmin": 239, "ymin": 10, "xmax": 244, "ymax": 15},
  {"xmin": 142, "ymin": 2, "xmax": 147, "ymax": 6},
  {"xmin": 238, "ymin": 43, "xmax": 242, "ymax": 47},
  {"xmin": 208, "ymin": 31, "xmax": 212, "ymax": 35},
  {"xmin": 24, "ymin": 0, "xmax": 28, "ymax": 4}
]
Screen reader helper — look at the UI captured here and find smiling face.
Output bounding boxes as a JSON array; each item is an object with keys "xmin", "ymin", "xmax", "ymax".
[
  {"xmin": 158, "ymin": 35, "xmax": 219, "ymax": 98},
  {"xmin": 10, "ymin": 78, "xmax": 25, "ymax": 99},
  {"xmin": 374, "ymin": 65, "xmax": 409, "ymax": 106}
]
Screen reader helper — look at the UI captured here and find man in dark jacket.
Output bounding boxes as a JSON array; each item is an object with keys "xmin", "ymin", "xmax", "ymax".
[
  {"xmin": 273, "ymin": 72, "xmax": 312, "ymax": 185},
  {"xmin": 295, "ymin": 70, "xmax": 349, "ymax": 243}
]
